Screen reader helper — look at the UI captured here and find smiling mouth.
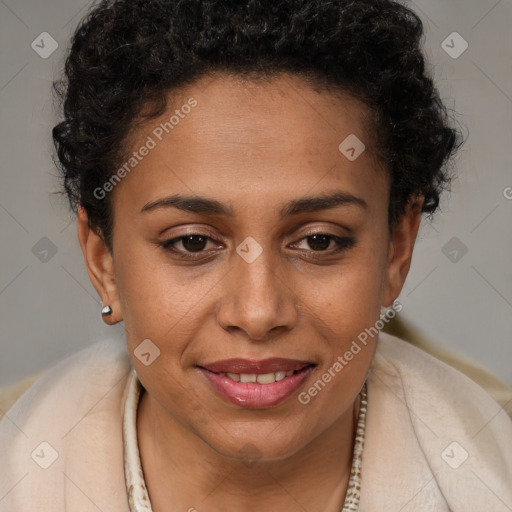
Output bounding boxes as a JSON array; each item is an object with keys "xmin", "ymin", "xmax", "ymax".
[{"xmin": 197, "ymin": 360, "xmax": 317, "ymax": 408}]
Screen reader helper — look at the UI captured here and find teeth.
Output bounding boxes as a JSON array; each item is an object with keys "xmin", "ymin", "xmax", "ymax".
[
  {"xmin": 275, "ymin": 371, "xmax": 286, "ymax": 381},
  {"xmin": 218, "ymin": 369, "xmax": 302, "ymax": 384},
  {"xmin": 256, "ymin": 372, "xmax": 276, "ymax": 384},
  {"xmin": 240, "ymin": 373, "xmax": 257, "ymax": 383}
]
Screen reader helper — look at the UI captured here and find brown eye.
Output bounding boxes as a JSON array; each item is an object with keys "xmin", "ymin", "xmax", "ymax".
[
  {"xmin": 161, "ymin": 234, "xmax": 209, "ymax": 253},
  {"xmin": 292, "ymin": 234, "xmax": 356, "ymax": 253},
  {"xmin": 306, "ymin": 234, "xmax": 331, "ymax": 251},
  {"xmin": 180, "ymin": 235, "xmax": 208, "ymax": 252},
  {"xmin": 159, "ymin": 233, "xmax": 221, "ymax": 258}
]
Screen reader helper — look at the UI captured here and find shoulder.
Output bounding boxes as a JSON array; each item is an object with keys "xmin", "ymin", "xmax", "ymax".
[
  {"xmin": 384, "ymin": 316, "xmax": 512, "ymax": 415},
  {"xmin": 2, "ymin": 336, "xmax": 132, "ymax": 428},
  {"xmin": 374, "ymin": 332, "xmax": 511, "ymax": 424},
  {"xmin": 0, "ymin": 337, "xmax": 132, "ymax": 510},
  {"xmin": 363, "ymin": 332, "xmax": 512, "ymax": 509},
  {"xmin": 373, "ymin": 331, "xmax": 512, "ymax": 442}
]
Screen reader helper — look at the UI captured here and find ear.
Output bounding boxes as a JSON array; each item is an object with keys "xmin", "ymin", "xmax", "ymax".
[
  {"xmin": 382, "ymin": 195, "xmax": 424, "ymax": 307},
  {"xmin": 77, "ymin": 206, "xmax": 122, "ymax": 324}
]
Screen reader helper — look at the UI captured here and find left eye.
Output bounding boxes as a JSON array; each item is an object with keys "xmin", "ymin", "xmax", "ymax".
[{"xmin": 292, "ymin": 233, "xmax": 354, "ymax": 252}]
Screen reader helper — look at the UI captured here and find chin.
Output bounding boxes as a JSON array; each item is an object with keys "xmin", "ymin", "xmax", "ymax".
[{"xmin": 200, "ymin": 426, "xmax": 312, "ymax": 463}]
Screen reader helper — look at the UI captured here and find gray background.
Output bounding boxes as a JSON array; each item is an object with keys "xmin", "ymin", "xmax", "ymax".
[{"xmin": 0, "ymin": 0, "xmax": 511, "ymax": 387}]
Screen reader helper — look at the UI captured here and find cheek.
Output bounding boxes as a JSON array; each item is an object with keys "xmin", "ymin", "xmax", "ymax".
[
  {"xmin": 296, "ymin": 264, "xmax": 383, "ymax": 422},
  {"xmin": 114, "ymin": 244, "xmax": 209, "ymax": 340},
  {"xmin": 116, "ymin": 259, "xmax": 211, "ymax": 421},
  {"xmin": 312, "ymin": 250, "xmax": 388, "ymax": 341}
]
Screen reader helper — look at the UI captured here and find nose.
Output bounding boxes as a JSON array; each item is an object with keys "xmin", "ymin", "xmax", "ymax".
[{"xmin": 216, "ymin": 246, "xmax": 298, "ymax": 341}]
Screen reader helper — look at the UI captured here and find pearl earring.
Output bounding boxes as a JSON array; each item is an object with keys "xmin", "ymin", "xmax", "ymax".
[{"xmin": 101, "ymin": 305, "xmax": 113, "ymax": 316}]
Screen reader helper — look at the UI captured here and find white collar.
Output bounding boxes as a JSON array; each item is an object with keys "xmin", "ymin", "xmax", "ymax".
[{"xmin": 123, "ymin": 369, "xmax": 152, "ymax": 511}]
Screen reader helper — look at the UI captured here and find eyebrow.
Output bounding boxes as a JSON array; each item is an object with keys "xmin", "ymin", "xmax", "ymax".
[{"xmin": 140, "ymin": 191, "xmax": 368, "ymax": 218}]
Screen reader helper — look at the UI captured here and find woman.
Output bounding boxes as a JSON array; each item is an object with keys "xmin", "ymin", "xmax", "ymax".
[{"xmin": 1, "ymin": 0, "xmax": 511, "ymax": 510}]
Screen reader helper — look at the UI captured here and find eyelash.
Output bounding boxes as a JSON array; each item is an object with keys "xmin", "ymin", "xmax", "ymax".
[{"xmin": 159, "ymin": 232, "xmax": 356, "ymax": 260}]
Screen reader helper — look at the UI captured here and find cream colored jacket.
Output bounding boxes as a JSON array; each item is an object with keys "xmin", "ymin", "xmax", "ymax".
[{"xmin": 0, "ymin": 332, "xmax": 511, "ymax": 511}]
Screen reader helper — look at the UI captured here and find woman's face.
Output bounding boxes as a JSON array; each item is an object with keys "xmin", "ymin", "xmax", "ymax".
[{"xmin": 80, "ymin": 72, "xmax": 420, "ymax": 461}]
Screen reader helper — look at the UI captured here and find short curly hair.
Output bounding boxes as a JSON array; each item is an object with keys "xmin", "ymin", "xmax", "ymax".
[{"xmin": 52, "ymin": 0, "xmax": 464, "ymax": 251}]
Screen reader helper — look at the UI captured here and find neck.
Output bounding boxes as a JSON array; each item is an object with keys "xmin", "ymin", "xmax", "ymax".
[{"xmin": 137, "ymin": 388, "xmax": 359, "ymax": 512}]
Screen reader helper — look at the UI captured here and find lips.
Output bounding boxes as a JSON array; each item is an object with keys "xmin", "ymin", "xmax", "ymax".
[{"xmin": 198, "ymin": 358, "xmax": 316, "ymax": 408}]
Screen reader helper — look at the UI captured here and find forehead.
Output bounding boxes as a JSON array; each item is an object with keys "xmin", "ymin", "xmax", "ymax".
[
  {"xmin": 114, "ymin": 72, "xmax": 387, "ymax": 214},
  {"xmin": 130, "ymin": 72, "xmax": 377, "ymax": 156}
]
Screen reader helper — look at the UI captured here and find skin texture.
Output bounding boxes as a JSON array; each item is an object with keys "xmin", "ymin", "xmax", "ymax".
[{"xmin": 77, "ymin": 73, "xmax": 423, "ymax": 512}]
